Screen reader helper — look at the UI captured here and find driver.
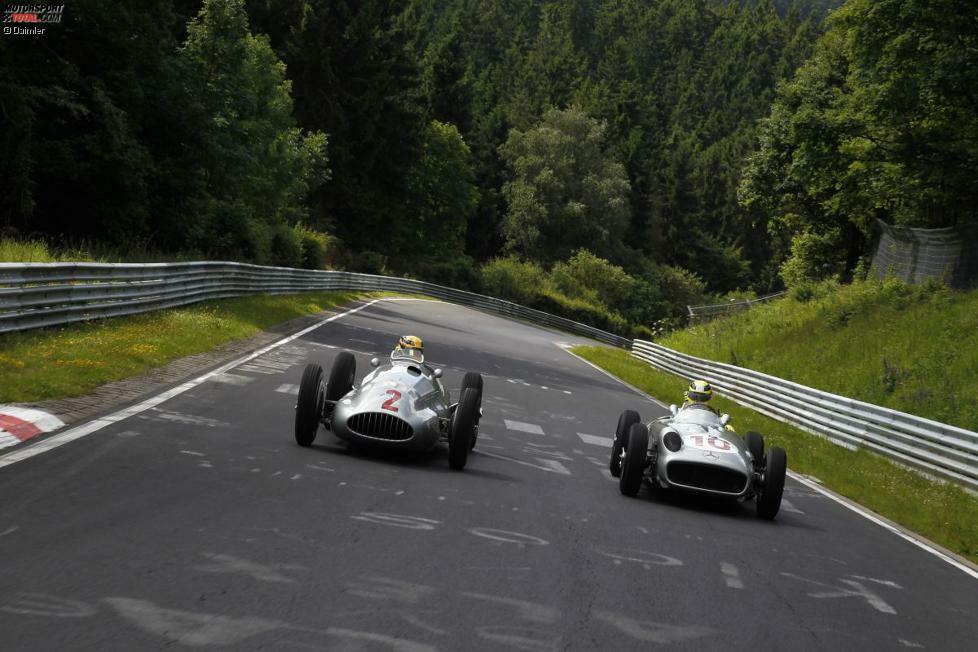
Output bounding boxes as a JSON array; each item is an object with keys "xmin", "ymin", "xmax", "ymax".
[
  {"xmin": 682, "ymin": 379, "xmax": 735, "ymax": 431},
  {"xmin": 682, "ymin": 379, "xmax": 719, "ymax": 415}
]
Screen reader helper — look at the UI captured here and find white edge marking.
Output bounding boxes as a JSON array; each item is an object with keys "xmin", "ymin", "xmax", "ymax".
[
  {"xmin": 557, "ymin": 344, "xmax": 978, "ymax": 582},
  {"xmin": 787, "ymin": 470, "xmax": 978, "ymax": 581},
  {"xmin": 556, "ymin": 345, "xmax": 668, "ymax": 408},
  {"xmin": 0, "ymin": 298, "xmax": 396, "ymax": 470}
]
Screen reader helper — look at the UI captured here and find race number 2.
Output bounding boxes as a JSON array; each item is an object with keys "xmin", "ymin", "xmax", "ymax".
[{"xmin": 381, "ymin": 389, "xmax": 402, "ymax": 413}]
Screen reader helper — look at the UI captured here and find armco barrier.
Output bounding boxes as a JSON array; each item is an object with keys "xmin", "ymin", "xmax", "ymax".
[
  {"xmin": 631, "ymin": 340, "xmax": 978, "ymax": 491},
  {"xmin": 0, "ymin": 262, "xmax": 631, "ymax": 347}
]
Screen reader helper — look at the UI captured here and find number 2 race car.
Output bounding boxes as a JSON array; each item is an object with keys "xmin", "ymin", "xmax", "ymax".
[
  {"xmin": 609, "ymin": 404, "xmax": 787, "ymax": 519},
  {"xmin": 293, "ymin": 348, "xmax": 484, "ymax": 470}
]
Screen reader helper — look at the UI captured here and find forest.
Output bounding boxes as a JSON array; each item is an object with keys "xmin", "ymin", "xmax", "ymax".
[{"xmin": 1, "ymin": 0, "xmax": 975, "ymax": 335}]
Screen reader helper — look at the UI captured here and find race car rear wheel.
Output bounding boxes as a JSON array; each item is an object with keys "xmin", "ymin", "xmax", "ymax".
[
  {"xmin": 756, "ymin": 446, "xmax": 787, "ymax": 519},
  {"xmin": 619, "ymin": 422, "xmax": 649, "ymax": 497},
  {"xmin": 610, "ymin": 410, "xmax": 640, "ymax": 478},
  {"xmin": 745, "ymin": 431, "xmax": 765, "ymax": 470},
  {"xmin": 461, "ymin": 371, "xmax": 484, "ymax": 449},
  {"xmin": 461, "ymin": 371, "xmax": 484, "ymax": 404},
  {"xmin": 324, "ymin": 352, "xmax": 356, "ymax": 421},
  {"xmin": 295, "ymin": 363, "xmax": 324, "ymax": 447},
  {"xmin": 449, "ymin": 388, "xmax": 478, "ymax": 470}
]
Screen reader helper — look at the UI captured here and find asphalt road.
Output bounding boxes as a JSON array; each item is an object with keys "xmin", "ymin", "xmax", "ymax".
[{"xmin": 1, "ymin": 298, "xmax": 975, "ymax": 651}]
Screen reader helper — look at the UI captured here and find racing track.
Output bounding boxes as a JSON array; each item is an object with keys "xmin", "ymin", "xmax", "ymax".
[{"xmin": 0, "ymin": 298, "xmax": 975, "ymax": 650}]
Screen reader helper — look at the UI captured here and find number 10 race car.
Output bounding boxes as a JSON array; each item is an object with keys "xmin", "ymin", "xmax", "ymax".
[
  {"xmin": 293, "ymin": 348, "xmax": 484, "ymax": 470},
  {"xmin": 609, "ymin": 404, "xmax": 787, "ymax": 519}
]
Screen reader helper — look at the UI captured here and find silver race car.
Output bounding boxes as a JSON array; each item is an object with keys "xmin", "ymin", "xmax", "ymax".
[
  {"xmin": 293, "ymin": 348, "xmax": 483, "ymax": 470},
  {"xmin": 609, "ymin": 404, "xmax": 787, "ymax": 519}
]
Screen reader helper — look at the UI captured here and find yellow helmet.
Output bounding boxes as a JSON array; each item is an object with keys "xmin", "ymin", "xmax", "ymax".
[
  {"xmin": 398, "ymin": 335, "xmax": 424, "ymax": 352},
  {"xmin": 685, "ymin": 379, "xmax": 713, "ymax": 403}
]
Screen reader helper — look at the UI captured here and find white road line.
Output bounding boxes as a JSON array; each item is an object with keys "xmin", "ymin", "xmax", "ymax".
[
  {"xmin": 479, "ymin": 450, "xmax": 572, "ymax": 475},
  {"xmin": 0, "ymin": 298, "xmax": 396, "ymax": 470},
  {"xmin": 275, "ymin": 384, "xmax": 300, "ymax": 395},
  {"xmin": 577, "ymin": 432, "xmax": 613, "ymax": 447},
  {"xmin": 787, "ymin": 471, "xmax": 978, "ymax": 580},
  {"xmin": 556, "ymin": 345, "xmax": 668, "ymax": 408},
  {"xmin": 180, "ymin": 450, "xmax": 205, "ymax": 457},
  {"xmin": 721, "ymin": 563, "xmax": 744, "ymax": 589},
  {"xmin": 504, "ymin": 420, "xmax": 544, "ymax": 435},
  {"xmin": 208, "ymin": 373, "xmax": 253, "ymax": 386}
]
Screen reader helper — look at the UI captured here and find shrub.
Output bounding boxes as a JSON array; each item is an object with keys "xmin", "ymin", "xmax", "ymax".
[
  {"xmin": 780, "ymin": 228, "xmax": 845, "ymax": 287},
  {"xmin": 270, "ymin": 223, "xmax": 303, "ymax": 268},
  {"xmin": 654, "ymin": 265, "xmax": 709, "ymax": 317},
  {"xmin": 293, "ymin": 223, "xmax": 332, "ymax": 270},
  {"xmin": 480, "ymin": 257, "xmax": 551, "ymax": 304}
]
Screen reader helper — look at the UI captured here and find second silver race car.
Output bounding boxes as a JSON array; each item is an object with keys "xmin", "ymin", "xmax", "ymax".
[
  {"xmin": 609, "ymin": 404, "xmax": 787, "ymax": 519},
  {"xmin": 293, "ymin": 348, "xmax": 483, "ymax": 470}
]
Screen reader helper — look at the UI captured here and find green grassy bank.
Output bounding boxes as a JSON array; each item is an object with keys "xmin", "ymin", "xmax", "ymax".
[
  {"xmin": 0, "ymin": 291, "xmax": 375, "ymax": 404},
  {"xmin": 662, "ymin": 279, "xmax": 978, "ymax": 432}
]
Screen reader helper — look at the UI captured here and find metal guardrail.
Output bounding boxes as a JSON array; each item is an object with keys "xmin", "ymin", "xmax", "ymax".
[
  {"xmin": 631, "ymin": 340, "xmax": 978, "ymax": 491},
  {"xmin": 0, "ymin": 262, "xmax": 631, "ymax": 347},
  {"xmin": 687, "ymin": 291, "xmax": 787, "ymax": 320}
]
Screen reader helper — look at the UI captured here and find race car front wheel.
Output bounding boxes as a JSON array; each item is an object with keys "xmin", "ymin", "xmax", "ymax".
[
  {"xmin": 619, "ymin": 422, "xmax": 649, "ymax": 497},
  {"xmin": 295, "ymin": 363, "xmax": 324, "ymax": 447},
  {"xmin": 610, "ymin": 410, "xmax": 640, "ymax": 478},
  {"xmin": 449, "ymin": 388, "xmax": 478, "ymax": 470},
  {"xmin": 756, "ymin": 446, "xmax": 787, "ymax": 519},
  {"xmin": 324, "ymin": 352, "xmax": 356, "ymax": 421}
]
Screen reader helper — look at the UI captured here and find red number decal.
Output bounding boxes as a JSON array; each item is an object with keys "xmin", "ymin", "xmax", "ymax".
[
  {"xmin": 708, "ymin": 437, "xmax": 731, "ymax": 451},
  {"xmin": 690, "ymin": 435, "xmax": 705, "ymax": 448},
  {"xmin": 382, "ymin": 389, "xmax": 401, "ymax": 413}
]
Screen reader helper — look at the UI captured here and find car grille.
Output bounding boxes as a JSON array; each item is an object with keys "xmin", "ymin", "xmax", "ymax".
[
  {"xmin": 347, "ymin": 412, "xmax": 414, "ymax": 441},
  {"xmin": 667, "ymin": 462, "xmax": 747, "ymax": 494}
]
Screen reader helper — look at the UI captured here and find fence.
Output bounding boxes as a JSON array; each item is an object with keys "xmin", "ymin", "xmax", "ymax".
[
  {"xmin": 0, "ymin": 261, "xmax": 631, "ymax": 347},
  {"xmin": 686, "ymin": 291, "xmax": 787, "ymax": 321},
  {"xmin": 631, "ymin": 340, "xmax": 978, "ymax": 491},
  {"xmin": 872, "ymin": 219, "xmax": 978, "ymax": 288}
]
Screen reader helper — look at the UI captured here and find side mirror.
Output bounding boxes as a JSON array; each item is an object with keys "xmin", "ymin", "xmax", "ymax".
[
  {"xmin": 433, "ymin": 368, "xmax": 443, "ymax": 378},
  {"xmin": 669, "ymin": 404, "xmax": 678, "ymax": 417},
  {"xmin": 720, "ymin": 413, "xmax": 730, "ymax": 426},
  {"xmin": 370, "ymin": 357, "xmax": 380, "ymax": 368}
]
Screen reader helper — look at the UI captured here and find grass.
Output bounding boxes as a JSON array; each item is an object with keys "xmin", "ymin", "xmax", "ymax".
[
  {"xmin": 661, "ymin": 279, "xmax": 978, "ymax": 431},
  {"xmin": 0, "ymin": 237, "xmax": 98, "ymax": 263},
  {"xmin": 571, "ymin": 345, "xmax": 978, "ymax": 564},
  {"xmin": 0, "ymin": 291, "xmax": 381, "ymax": 403}
]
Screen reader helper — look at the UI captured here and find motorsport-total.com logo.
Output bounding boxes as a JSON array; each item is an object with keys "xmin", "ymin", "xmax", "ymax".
[{"xmin": 3, "ymin": 3, "xmax": 64, "ymax": 36}]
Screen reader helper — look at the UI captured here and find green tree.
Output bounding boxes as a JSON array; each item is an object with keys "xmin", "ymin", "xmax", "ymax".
[
  {"xmin": 741, "ymin": 0, "xmax": 978, "ymax": 282},
  {"xmin": 180, "ymin": 0, "xmax": 328, "ymax": 260},
  {"xmin": 499, "ymin": 105, "xmax": 631, "ymax": 263}
]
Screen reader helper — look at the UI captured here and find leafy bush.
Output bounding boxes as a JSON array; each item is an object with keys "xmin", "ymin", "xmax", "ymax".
[
  {"xmin": 530, "ymin": 291, "xmax": 631, "ymax": 336},
  {"xmin": 270, "ymin": 223, "xmax": 303, "ymax": 268},
  {"xmin": 293, "ymin": 223, "xmax": 333, "ymax": 270},
  {"xmin": 780, "ymin": 228, "xmax": 845, "ymax": 287},
  {"xmin": 654, "ymin": 265, "xmax": 709, "ymax": 317},
  {"xmin": 480, "ymin": 257, "xmax": 552, "ymax": 304}
]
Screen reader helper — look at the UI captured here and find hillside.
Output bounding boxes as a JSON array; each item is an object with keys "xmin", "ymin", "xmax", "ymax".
[{"xmin": 659, "ymin": 280, "xmax": 978, "ymax": 431}]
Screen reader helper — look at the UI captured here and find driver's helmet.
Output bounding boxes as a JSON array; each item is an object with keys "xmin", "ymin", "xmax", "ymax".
[
  {"xmin": 397, "ymin": 335, "xmax": 423, "ymax": 352},
  {"xmin": 684, "ymin": 379, "xmax": 713, "ymax": 404},
  {"xmin": 395, "ymin": 335, "xmax": 424, "ymax": 360}
]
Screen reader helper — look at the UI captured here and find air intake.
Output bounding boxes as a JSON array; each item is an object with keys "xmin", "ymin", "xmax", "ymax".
[
  {"xmin": 347, "ymin": 412, "xmax": 414, "ymax": 441},
  {"xmin": 667, "ymin": 462, "xmax": 747, "ymax": 494}
]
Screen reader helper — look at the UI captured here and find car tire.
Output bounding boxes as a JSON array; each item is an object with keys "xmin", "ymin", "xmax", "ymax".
[
  {"xmin": 295, "ymin": 363, "xmax": 324, "ymax": 447},
  {"xmin": 449, "ymin": 388, "xmax": 478, "ymax": 470},
  {"xmin": 324, "ymin": 352, "xmax": 356, "ymax": 422},
  {"xmin": 461, "ymin": 371, "xmax": 484, "ymax": 449},
  {"xmin": 619, "ymin": 422, "xmax": 649, "ymax": 497},
  {"xmin": 461, "ymin": 371, "xmax": 484, "ymax": 404},
  {"xmin": 756, "ymin": 446, "xmax": 787, "ymax": 520},
  {"xmin": 610, "ymin": 410, "xmax": 640, "ymax": 478},
  {"xmin": 745, "ymin": 431, "xmax": 765, "ymax": 470}
]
